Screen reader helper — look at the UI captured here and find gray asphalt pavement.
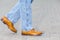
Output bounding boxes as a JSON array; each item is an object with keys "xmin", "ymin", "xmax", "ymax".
[{"xmin": 0, "ymin": 0, "xmax": 60, "ymax": 40}]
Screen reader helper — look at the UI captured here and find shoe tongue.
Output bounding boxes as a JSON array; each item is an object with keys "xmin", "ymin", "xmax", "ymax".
[
  {"xmin": 32, "ymin": 29, "xmax": 35, "ymax": 30},
  {"xmin": 30, "ymin": 29, "xmax": 35, "ymax": 32}
]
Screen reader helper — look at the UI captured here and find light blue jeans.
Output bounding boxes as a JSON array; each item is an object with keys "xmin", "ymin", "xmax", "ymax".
[{"xmin": 5, "ymin": 0, "xmax": 33, "ymax": 31}]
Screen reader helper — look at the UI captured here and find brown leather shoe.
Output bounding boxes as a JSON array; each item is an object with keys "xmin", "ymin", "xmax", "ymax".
[
  {"xmin": 22, "ymin": 29, "xmax": 42, "ymax": 36},
  {"xmin": 1, "ymin": 16, "xmax": 17, "ymax": 33}
]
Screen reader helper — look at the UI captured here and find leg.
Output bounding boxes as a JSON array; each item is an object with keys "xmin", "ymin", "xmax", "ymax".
[
  {"xmin": 20, "ymin": 0, "xmax": 42, "ymax": 36},
  {"xmin": 20, "ymin": 0, "xmax": 33, "ymax": 31},
  {"xmin": 1, "ymin": 1, "xmax": 20, "ymax": 33},
  {"xmin": 6, "ymin": 1, "xmax": 20, "ymax": 24}
]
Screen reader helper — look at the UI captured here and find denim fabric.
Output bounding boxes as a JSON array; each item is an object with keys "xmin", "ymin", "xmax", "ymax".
[
  {"xmin": 5, "ymin": 0, "xmax": 33, "ymax": 31},
  {"xmin": 6, "ymin": 1, "xmax": 20, "ymax": 24},
  {"xmin": 31, "ymin": 0, "xmax": 33, "ymax": 3}
]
